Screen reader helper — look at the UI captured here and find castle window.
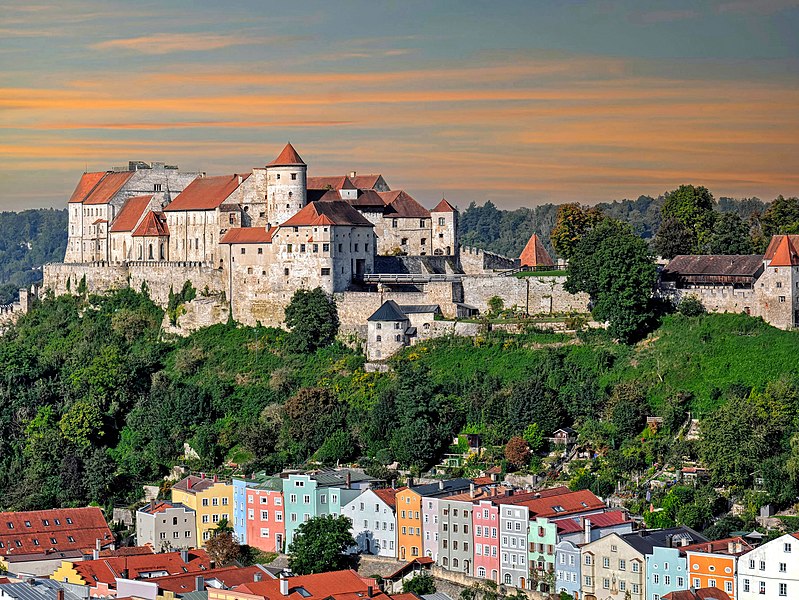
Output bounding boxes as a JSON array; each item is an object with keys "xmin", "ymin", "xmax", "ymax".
[
  {"xmin": 401, "ymin": 238, "xmax": 408, "ymax": 246},
  {"xmin": 287, "ymin": 244, "xmax": 293, "ymax": 252},
  {"xmin": 288, "ymin": 191, "xmax": 293, "ymax": 198},
  {"xmin": 154, "ymin": 184, "xmax": 162, "ymax": 192},
  {"xmin": 421, "ymin": 238, "xmax": 427, "ymax": 245},
  {"xmin": 438, "ymin": 217, "xmax": 445, "ymax": 226},
  {"xmin": 229, "ymin": 214, "xmax": 235, "ymax": 225},
  {"xmin": 376, "ymin": 323, "xmax": 382, "ymax": 330},
  {"xmin": 323, "ymin": 243, "xmax": 330, "ymax": 252},
  {"xmin": 338, "ymin": 244, "xmax": 343, "ymax": 252},
  {"xmin": 321, "ymin": 268, "xmax": 330, "ymax": 276},
  {"xmin": 777, "ymin": 281, "xmax": 783, "ymax": 288},
  {"xmin": 276, "ymin": 174, "xmax": 280, "ymax": 179},
  {"xmin": 354, "ymin": 243, "xmax": 359, "ymax": 252},
  {"xmin": 779, "ymin": 296, "xmax": 786, "ymax": 302},
  {"xmin": 284, "ymin": 268, "xmax": 289, "ymax": 276},
  {"xmin": 148, "ymin": 244, "xmax": 154, "ymax": 260},
  {"xmin": 247, "ymin": 267, "xmax": 253, "ymax": 274},
  {"xmin": 395, "ymin": 335, "xmax": 401, "ymax": 342},
  {"xmin": 300, "ymin": 244, "xmax": 306, "ymax": 252},
  {"xmin": 420, "ymin": 219, "xmax": 426, "ymax": 227},
  {"xmin": 365, "ymin": 244, "xmax": 369, "ymax": 252},
  {"xmin": 376, "ymin": 335, "xmax": 382, "ymax": 342},
  {"xmin": 439, "ymin": 233, "xmax": 444, "ymax": 238},
  {"xmin": 291, "ymin": 173, "xmax": 297, "ymax": 181},
  {"xmin": 392, "ymin": 219, "xmax": 398, "ymax": 228},
  {"xmin": 241, "ymin": 248, "xmax": 246, "ymax": 254},
  {"xmin": 258, "ymin": 247, "xmax": 263, "ymax": 255},
  {"xmin": 293, "ymin": 227, "xmax": 299, "ymax": 233},
  {"xmin": 394, "ymin": 322, "xmax": 401, "ymax": 329},
  {"xmin": 313, "ymin": 244, "xmax": 318, "ymax": 253}
]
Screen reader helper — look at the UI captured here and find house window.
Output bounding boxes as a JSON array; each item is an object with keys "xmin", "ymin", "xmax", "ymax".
[
  {"xmin": 780, "ymin": 296, "xmax": 786, "ymax": 303},
  {"xmin": 321, "ymin": 268, "xmax": 330, "ymax": 276},
  {"xmin": 258, "ymin": 247, "xmax": 263, "ymax": 254},
  {"xmin": 395, "ymin": 335, "xmax": 401, "ymax": 342},
  {"xmin": 392, "ymin": 219, "xmax": 398, "ymax": 228},
  {"xmin": 240, "ymin": 248, "xmax": 246, "ymax": 254},
  {"xmin": 780, "ymin": 562, "xmax": 787, "ymax": 572},
  {"xmin": 419, "ymin": 219, "xmax": 426, "ymax": 227},
  {"xmin": 376, "ymin": 336, "xmax": 382, "ymax": 342},
  {"xmin": 291, "ymin": 173, "xmax": 297, "ymax": 180},
  {"xmin": 421, "ymin": 238, "xmax": 426, "ymax": 246},
  {"xmin": 284, "ymin": 268, "xmax": 289, "ymax": 276},
  {"xmin": 780, "ymin": 583, "xmax": 787, "ymax": 596},
  {"xmin": 300, "ymin": 244, "xmax": 306, "ymax": 252},
  {"xmin": 438, "ymin": 217, "xmax": 445, "ymax": 226},
  {"xmin": 313, "ymin": 244, "xmax": 318, "ymax": 253},
  {"xmin": 229, "ymin": 213, "xmax": 235, "ymax": 225},
  {"xmin": 154, "ymin": 184, "xmax": 162, "ymax": 191},
  {"xmin": 760, "ymin": 582, "xmax": 766, "ymax": 595},
  {"xmin": 785, "ymin": 543, "xmax": 792, "ymax": 553},
  {"xmin": 777, "ymin": 281, "xmax": 783, "ymax": 288},
  {"xmin": 287, "ymin": 244, "xmax": 292, "ymax": 252},
  {"xmin": 323, "ymin": 243, "xmax": 330, "ymax": 252}
]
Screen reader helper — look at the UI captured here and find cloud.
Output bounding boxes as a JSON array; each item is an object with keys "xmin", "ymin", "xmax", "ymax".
[
  {"xmin": 90, "ymin": 32, "xmax": 305, "ymax": 55},
  {"xmin": 716, "ymin": 0, "xmax": 799, "ymax": 14},
  {"xmin": 630, "ymin": 9, "xmax": 700, "ymax": 24}
]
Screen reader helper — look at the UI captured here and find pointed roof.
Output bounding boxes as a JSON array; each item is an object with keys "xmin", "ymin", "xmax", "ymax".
[
  {"xmin": 767, "ymin": 234, "xmax": 799, "ymax": 267},
  {"xmin": 267, "ymin": 142, "xmax": 306, "ymax": 167},
  {"xmin": 764, "ymin": 234, "xmax": 799, "ymax": 260},
  {"xmin": 164, "ymin": 174, "xmax": 249, "ymax": 211},
  {"xmin": 378, "ymin": 190, "xmax": 431, "ymax": 218},
  {"xmin": 280, "ymin": 201, "xmax": 373, "ymax": 227},
  {"xmin": 69, "ymin": 171, "xmax": 107, "ymax": 203},
  {"xmin": 83, "ymin": 171, "xmax": 136, "ymax": 205},
  {"xmin": 367, "ymin": 300, "xmax": 408, "ymax": 322},
  {"xmin": 307, "ymin": 176, "xmax": 357, "ymax": 191},
  {"xmin": 432, "ymin": 198, "xmax": 457, "ymax": 213},
  {"xmin": 132, "ymin": 211, "xmax": 169, "ymax": 237},
  {"xmin": 519, "ymin": 233, "xmax": 554, "ymax": 267},
  {"xmin": 111, "ymin": 196, "xmax": 153, "ymax": 232}
]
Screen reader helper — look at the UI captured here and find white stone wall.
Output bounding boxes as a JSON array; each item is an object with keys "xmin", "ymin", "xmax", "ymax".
[
  {"xmin": 431, "ymin": 210, "xmax": 458, "ymax": 256},
  {"xmin": 374, "ymin": 215, "xmax": 432, "ymax": 256},
  {"xmin": 461, "ymin": 275, "xmax": 590, "ymax": 315},
  {"xmin": 367, "ymin": 318, "xmax": 409, "ymax": 360},
  {"xmin": 267, "ymin": 165, "xmax": 307, "ymax": 226}
]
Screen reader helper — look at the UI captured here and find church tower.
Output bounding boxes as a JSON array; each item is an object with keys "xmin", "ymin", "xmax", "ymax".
[{"xmin": 266, "ymin": 143, "xmax": 307, "ymax": 226}]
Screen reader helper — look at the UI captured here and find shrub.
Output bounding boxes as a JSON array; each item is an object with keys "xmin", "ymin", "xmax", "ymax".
[{"xmin": 679, "ymin": 295, "xmax": 706, "ymax": 317}]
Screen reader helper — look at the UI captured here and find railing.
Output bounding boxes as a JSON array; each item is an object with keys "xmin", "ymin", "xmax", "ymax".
[{"xmin": 357, "ymin": 273, "xmax": 464, "ymax": 284}]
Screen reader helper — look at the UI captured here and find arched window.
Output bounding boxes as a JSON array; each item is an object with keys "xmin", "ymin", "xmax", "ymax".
[
  {"xmin": 376, "ymin": 336, "xmax": 382, "ymax": 342},
  {"xmin": 477, "ymin": 567, "xmax": 486, "ymax": 578},
  {"xmin": 504, "ymin": 574, "xmax": 512, "ymax": 584},
  {"xmin": 138, "ymin": 244, "xmax": 143, "ymax": 260},
  {"xmin": 160, "ymin": 243, "xmax": 165, "ymax": 260},
  {"xmin": 395, "ymin": 335, "xmax": 401, "ymax": 342},
  {"xmin": 452, "ymin": 558, "xmax": 459, "ymax": 568},
  {"xmin": 442, "ymin": 557, "xmax": 448, "ymax": 567},
  {"xmin": 148, "ymin": 244, "xmax": 154, "ymax": 260}
]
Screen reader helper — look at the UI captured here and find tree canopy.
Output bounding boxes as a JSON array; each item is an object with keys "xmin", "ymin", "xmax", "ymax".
[
  {"xmin": 658, "ymin": 185, "xmax": 716, "ymax": 254},
  {"xmin": 284, "ymin": 288, "xmax": 339, "ymax": 353},
  {"xmin": 550, "ymin": 203, "xmax": 605, "ymax": 261},
  {"xmin": 287, "ymin": 515, "xmax": 356, "ymax": 575}
]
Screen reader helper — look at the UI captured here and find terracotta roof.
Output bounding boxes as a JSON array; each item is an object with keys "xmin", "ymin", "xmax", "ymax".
[
  {"xmin": 385, "ymin": 558, "xmax": 434, "ymax": 581},
  {"xmin": 662, "ymin": 255, "xmax": 764, "ymax": 278},
  {"xmin": 764, "ymin": 234, "xmax": 799, "ymax": 260},
  {"xmin": 98, "ymin": 546, "xmax": 155, "ymax": 557},
  {"xmin": 164, "ymin": 174, "xmax": 249, "ymax": 212},
  {"xmin": 351, "ymin": 189, "xmax": 387, "ymax": 208},
  {"xmin": 554, "ymin": 510, "xmax": 631, "ymax": 534},
  {"xmin": 69, "ymin": 172, "xmax": 108, "ymax": 204},
  {"xmin": 681, "ymin": 536, "xmax": 754, "ymax": 556},
  {"xmin": 132, "ymin": 211, "xmax": 169, "ymax": 237},
  {"xmin": 373, "ymin": 487, "xmax": 406, "ymax": 509},
  {"xmin": 307, "ymin": 189, "xmax": 342, "ymax": 203},
  {"xmin": 307, "ymin": 176, "xmax": 356, "ymax": 191},
  {"xmin": 72, "ymin": 549, "xmax": 210, "ymax": 586},
  {"xmin": 172, "ymin": 475, "xmax": 218, "ymax": 495},
  {"xmin": 267, "ymin": 143, "xmax": 305, "ymax": 167},
  {"xmin": 110, "ymin": 196, "xmax": 153, "ymax": 233},
  {"xmin": 219, "ymin": 227, "xmax": 276, "ymax": 244},
  {"xmin": 350, "ymin": 174, "xmax": 384, "ymax": 190},
  {"xmin": 519, "ymin": 233, "xmax": 554, "ymax": 268},
  {"xmin": 138, "ymin": 501, "xmax": 192, "ymax": 516},
  {"xmin": 663, "ymin": 588, "xmax": 731, "ymax": 600},
  {"xmin": 281, "ymin": 201, "xmax": 373, "ymax": 228},
  {"xmin": 235, "ymin": 569, "xmax": 387, "ymax": 600},
  {"xmin": 84, "ymin": 171, "xmax": 136, "ymax": 206},
  {"xmin": 470, "ymin": 477, "xmax": 494, "ymax": 486},
  {"xmin": 0, "ymin": 507, "xmax": 113, "ymax": 557},
  {"xmin": 432, "ymin": 198, "xmax": 457, "ymax": 213},
  {"xmin": 152, "ymin": 565, "xmax": 269, "ymax": 593},
  {"xmin": 92, "ymin": 219, "xmax": 108, "ymax": 225},
  {"xmin": 390, "ymin": 594, "xmax": 420, "ymax": 600},
  {"xmin": 497, "ymin": 489, "xmax": 605, "ymax": 518},
  {"xmin": 767, "ymin": 234, "xmax": 799, "ymax": 266},
  {"xmin": 378, "ymin": 191, "xmax": 431, "ymax": 219}
]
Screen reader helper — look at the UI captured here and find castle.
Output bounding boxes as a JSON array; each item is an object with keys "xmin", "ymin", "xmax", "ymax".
[{"xmin": 46, "ymin": 143, "xmax": 588, "ymax": 336}]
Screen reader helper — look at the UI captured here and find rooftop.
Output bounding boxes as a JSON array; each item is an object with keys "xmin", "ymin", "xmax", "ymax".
[
  {"xmin": 164, "ymin": 174, "xmax": 249, "ymax": 212},
  {"xmin": 0, "ymin": 507, "xmax": 113, "ymax": 557},
  {"xmin": 367, "ymin": 300, "xmax": 407, "ymax": 323},
  {"xmin": 267, "ymin": 143, "xmax": 306, "ymax": 167},
  {"xmin": 219, "ymin": 227, "xmax": 276, "ymax": 245},
  {"xmin": 280, "ymin": 201, "xmax": 373, "ymax": 228},
  {"xmin": 234, "ymin": 569, "xmax": 387, "ymax": 600}
]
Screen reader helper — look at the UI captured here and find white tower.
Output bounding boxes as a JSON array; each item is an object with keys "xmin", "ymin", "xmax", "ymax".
[
  {"xmin": 431, "ymin": 198, "xmax": 458, "ymax": 256},
  {"xmin": 266, "ymin": 143, "xmax": 307, "ymax": 226}
]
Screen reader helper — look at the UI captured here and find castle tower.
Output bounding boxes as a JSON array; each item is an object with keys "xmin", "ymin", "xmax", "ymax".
[
  {"xmin": 431, "ymin": 198, "xmax": 458, "ymax": 256},
  {"xmin": 266, "ymin": 143, "xmax": 307, "ymax": 226}
]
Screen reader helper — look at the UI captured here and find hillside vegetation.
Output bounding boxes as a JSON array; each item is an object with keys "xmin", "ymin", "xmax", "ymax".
[{"xmin": 1, "ymin": 290, "xmax": 799, "ymax": 535}]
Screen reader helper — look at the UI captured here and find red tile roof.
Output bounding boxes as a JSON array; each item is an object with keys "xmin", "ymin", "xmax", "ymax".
[
  {"xmin": 152, "ymin": 565, "xmax": 269, "ymax": 593},
  {"xmin": 98, "ymin": 546, "xmax": 155, "ymax": 557},
  {"xmin": 390, "ymin": 594, "xmax": 420, "ymax": 600},
  {"xmin": 764, "ymin": 234, "xmax": 799, "ymax": 260},
  {"xmin": 72, "ymin": 549, "xmax": 210, "ymax": 586},
  {"xmin": 235, "ymin": 569, "xmax": 387, "ymax": 600},
  {"xmin": 373, "ymin": 487, "xmax": 406, "ymax": 509},
  {"xmin": 111, "ymin": 196, "xmax": 153, "ymax": 233},
  {"xmin": 84, "ymin": 171, "xmax": 136, "ymax": 206},
  {"xmin": 172, "ymin": 475, "xmax": 218, "ymax": 494},
  {"xmin": 432, "ymin": 198, "xmax": 456, "ymax": 213},
  {"xmin": 138, "ymin": 501, "xmax": 191, "ymax": 516},
  {"xmin": 220, "ymin": 227, "xmax": 276, "ymax": 244},
  {"xmin": 0, "ymin": 507, "xmax": 113, "ymax": 557},
  {"xmin": 349, "ymin": 174, "xmax": 384, "ymax": 190},
  {"xmin": 470, "ymin": 477, "xmax": 494, "ymax": 486},
  {"xmin": 132, "ymin": 211, "xmax": 169, "ymax": 237},
  {"xmin": 267, "ymin": 143, "xmax": 305, "ymax": 167},
  {"xmin": 307, "ymin": 189, "xmax": 342, "ymax": 203},
  {"xmin": 164, "ymin": 174, "xmax": 249, "ymax": 212},
  {"xmin": 554, "ymin": 510, "xmax": 631, "ymax": 534},
  {"xmin": 496, "ymin": 489, "xmax": 605, "ymax": 518},
  {"xmin": 281, "ymin": 201, "xmax": 373, "ymax": 228},
  {"xmin": 519, "ymin": 233, "xmax": 554, "ymax": 267},
  {"xmin": 69, "ymin": 172, "xmax": 108, "ymax": 204},
  {"xmin": 307, "ymin": 176, "xmax": 357, "ymax": 191},
  {"xmin": 767, "ymin": 234, "xmax": 799, "ymax": 267},
  {"xmin": 663, "ymin": 588, "xmax": 731, "ymax": 600},
  {"xmin": 682, "ymin": 536, "xmax": 753, "ymax": 556},
  {"xmin": 378, "ymin": 191, "xmax": 431, "ymax": 219}
]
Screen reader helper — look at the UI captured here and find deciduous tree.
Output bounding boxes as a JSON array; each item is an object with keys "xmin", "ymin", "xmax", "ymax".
[
  {"xmin": 288, "ymin": 515, "xmax": 356, "ymax": 575},
  {"xmin": 550, "ymin": 203, "xmax": 605, "ymax": 261}
]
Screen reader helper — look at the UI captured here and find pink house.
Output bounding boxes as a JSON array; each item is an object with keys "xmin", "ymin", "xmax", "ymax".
[
  {"xmin": 473, "ymin": 495, "xmax": 502, "ymax": 582},
  {"xmin": 244, "ymin": 478, "xmax": 285, "ymax": 553}
]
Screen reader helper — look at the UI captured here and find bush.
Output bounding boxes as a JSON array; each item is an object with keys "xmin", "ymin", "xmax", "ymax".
[{"xmin": 679, "ymin": 295, "xmax": 706, "ymax": 317}]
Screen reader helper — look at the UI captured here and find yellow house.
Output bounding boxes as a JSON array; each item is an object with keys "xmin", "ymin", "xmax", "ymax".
[{"xmin": 171, "ymin": 475, "xmax": 234, "ymax": 544}]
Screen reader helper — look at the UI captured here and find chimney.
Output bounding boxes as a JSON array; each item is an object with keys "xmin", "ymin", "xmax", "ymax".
[
  {"xmin": 96, "ymin": 539, "xmax": 102, "ymax": 551},
  {"xmin": 349, "ymin": 171, "xmax": 357, "ymax": 178},
  {"xmin": 584, "ymin": 518, "xmax": 592, "ymax": 545},
  {"xmin": 470, "ymin": 483, "xmax": 475, "ymax": 498},
  {"xmin": 237, "ymin": 175, "xmax": 243, "ymax": 185},
  {"xmin": 150, "ymin": 499, "xmax": 156, "ymax": 511},
  {"xmin": 213, "ymin": 474, "xmax": 218, "ymax": 483},
  {"xmin": 490, "ymin": 472, "xmax": 498, "ymax": 482},
  {"xmin": 666, "ymin": 534, "xmax": 673, "ymax": 548},
  {"xmin": 407, "ymin": 476, "xmax": 414, "ymax": 487},
  {"xmin": 187, "ymin": 478, "xmax": 192, "ymax": 490},
  {"xmin": 181, "ymin": 549, "xmax": 189, "ymax": 562},
  {"xmin": 56, "ymin": 590, "xmax": 64, "ymax": 600},
  {"xmin": 507, "ymin": 489, "xmax": 514, "ymax": 497},
  {"xmin": 121, "ymin": 569, "xmax": 129, "ymax": 580},
  {"xmin": 728, "ymin": 541, "xmax": 735, "ymax": 554},
  {"xmin": 195, "ymin": 576, "xmax": 205, "ymax": 591},
  {"xmin": 279, "ymin": 575, "xmax": 289, "ymax": 596},
  {"xmin": 346, "ymin": 472, "xmax": 352, "ymax": 490},
  {"xmin": 367, "ymin": 585, "xmax": 373, "ymax": 598},
  {"xmin": 92, "ymin": 548, "xmax": 99, "ymax": 560},
  {"xmin": 438, "ymin": 481, "xmax": 444, "ymax": 490}
]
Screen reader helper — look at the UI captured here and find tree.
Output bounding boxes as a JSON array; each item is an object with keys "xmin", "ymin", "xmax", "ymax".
[
  {"xmin": 678, "ymin": 295, "xmax": 706, "ymax": 317},
  {"xmin": 659, "ymin": 185, "xmax": 716, "ymax": 253},
  {"xmin": 504, "ymin": 436, "xmax": 530, "ymax": 469},
  {"xmin": 403, "ymin": 571, "xmax": 436, "ymax": 594},
  {"xmin": 487, "ymin": 295, "xmax": 504, "ymax": 315},
  {"xmin": 550, "ymin": 203, "xmax": 605, "ymax": 261},
  {"xmin": 706, "ymin": 212, "xmax": 755, "ymax": 255},
  {"xmin": 284, "ymin": 387, "xmax": 344, "ymax": 459},
  {"xmin": 607, "ymin": 382, "xmax": 647, "ymax": 441},
  {"xmin": 523, "ymin": 423, "xmax": 545, "ymax": 453},
  {"xmin": 761, "ymin": 195, "xmax": 799, "ymax": 238},
  {"xmin": 564, "ymin": 219, "xmax": 657, "ymax": 342},
  {"xmin": 653, "ymin": 217, "xmax": 695, "ymax": 259},
  {"xmin": 288, "ymin": 515, "xmax": 356, "ymax": 575},
  {"xmin": 283, "ymin": 287, "xmax": 339, "ymax": 353},
  {"xmin": 205, "ymin": 531, "xmax": 240, "ymax": 565}
]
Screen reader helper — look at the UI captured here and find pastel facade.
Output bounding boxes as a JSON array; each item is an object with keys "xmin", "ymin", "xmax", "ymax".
[
  {"xmin": 437, "ymin": 496, "xmax": 474, "ymax": 576},
  {"xmin": 473, "ymin": 499, "xmax": 501, "ymax": 583},
  {"xmin": 282, "ymin": 473, "xmax": 361, "ymax": 546},
  {"xmin": 684, "ymin": 537, "xmax": 752, "ymax": 600},
  {"xmin": 136, "ymin": 501, "xmax": 197, "ymax": 551},
  {"xmin": 342, "ymin": 488, "xmax": 399, "ymax": 558},
  {"xmin": 737, "ymin": 533, "xmax": 799, "ymax": 600},
  {"xmin": 421, "ymin": 496, "xmax": 440, "ymax": 560},
  {"xmin": 243, "ymin": 478, "xmax": 285, "ymax": 553},
  {"xmin": 647, "ymin": 545, "xmax": 691, "ymax": 600},
  {"xmin": 554, "ymin": 539, "xmax": 581, "ymax": 598},
  {"xmin": 170, "ymin": 476, "xmax": 234, "ymax": 544}
]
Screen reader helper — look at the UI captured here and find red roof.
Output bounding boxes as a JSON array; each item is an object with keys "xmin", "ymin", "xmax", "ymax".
[
  {"xmin": 378, "ymin": 190, "xmax": 431, "ymax": 218},
  {"xmin": 281, "ymin": 201, "xmax": 373, "ymax": 228},
  {"xmin": 350, "ymin": 174, "xmax": 385, "ymax": 190},
  {"xmin": 84, "ymin": 171, "xmax": 136, "ymax": 206},
  {"xmin": 682, "ymin": 536, "xmax": 753, "ymax": 556},
  {"xmin": 373, "ymin": 487, "xmax": 406, "ymax": 509},
  {"xmin": 470, "ymin": 476, "xmax": 494, "ymax": 486},
  {"xmin": 496, "ymin": 488, "xmax": 605, "ymax": 518},
  {"xmin": 663, "ymin": 588, "xmax": 731, "ymax": 600},
  {"xmin": 554, "ymin": 510, "xmax": 631, "ymax": 534},
  {"xmin": 132, "ymin": 211, "xmax": 169, "ymax": 237},
  {"xmin": 519, "ymin": 233, "xmax": 554, "ymax": 267},
  {"xmin": 307, "ymin": 176, "xmax": 356, "ymax": 191},
  {"xmin": 220, "ymin": 227, "xmax": 276, "ymax": 244},
  {"xmin": 172, "ymin": 475, "xmax": 219, "ymax": 494},
  {"xmin": 235, "ymin": 569, "xmax": 387, "ymax": 600},
  {"xmin": 138, "ymin": 501, "xmax": 190, "ymax": 516},
  {"xmin": 72, "ymin": 549, "xmax": 210, "ymax": 586},
  {"xmin": 164, "ymin": 174, "xmax": 249, "ymax": 212},
  {"xmin": 98, "ymin": 546, "xmax": 155, "ymax": 557},
  {"xmin": 432, "ymin": 198, "xmax": 457, "ymax": 213},
  {"xmin": 0, "ymin": 507, "xmax": 113, "ymax": 557},
  {"xmin": 764, "ymin": 234, "xmax": 799, "ymax": 260},
  {"xmin": 152, "ymin": 565, "xmax": 269, "ymax": 593},
  {"xmin": 111, "ymin": 196, "xmax": 153, "ymax": 232},
  {"xmin": 267, "ymin": 143, "xmax": 305, "ymax": 167},
  {"xmin": 69, "ymin": 172, "xmax": 107, "ymax": 203},
  {"xmin": 390, "ymin": 594, "xmax": 420, "ymax": 600},
  {"xmin": 767, "ymin": 234, "xmax": 799, "ymax": 267}
]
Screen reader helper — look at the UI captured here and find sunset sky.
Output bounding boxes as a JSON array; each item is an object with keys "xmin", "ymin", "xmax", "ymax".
[{"xmin": 1, "ymin": 0, "xmax": 798, "ymax": 211}]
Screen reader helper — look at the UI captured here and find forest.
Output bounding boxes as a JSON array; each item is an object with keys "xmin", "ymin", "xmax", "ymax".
[{"xmin": 2, "ymin": 288, "xmax": 799, "ymax": 540}]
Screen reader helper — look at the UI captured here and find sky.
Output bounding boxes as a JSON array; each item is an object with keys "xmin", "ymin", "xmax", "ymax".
[{"xmin": 1, "ymin": 0, "xmax": 798, "ymax": 212}]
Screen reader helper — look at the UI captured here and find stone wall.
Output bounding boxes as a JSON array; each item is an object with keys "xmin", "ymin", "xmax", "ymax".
[
  {"xmin": 459, "ymin": 246, "xmax": 517, "ymax": 274},
  {"xmin": 461, "ymin": 275, "xmax": 590, "ymax": 315}
]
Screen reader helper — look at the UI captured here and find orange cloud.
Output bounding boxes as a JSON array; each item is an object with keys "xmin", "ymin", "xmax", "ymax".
[{"xmin": 90, "ymin": 32, "xmax": 304, "ymax": 54}]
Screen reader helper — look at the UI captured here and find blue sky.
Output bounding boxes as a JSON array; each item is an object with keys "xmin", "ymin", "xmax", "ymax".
[{"xmin": 1, "ymin": 0, "xmax": 798, "ymax": 211}]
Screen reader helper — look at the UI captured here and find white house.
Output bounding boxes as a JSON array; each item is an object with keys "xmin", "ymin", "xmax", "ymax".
[{"xmin": 737, "ymin": 532, "xmax": 799, "ymax": 600}]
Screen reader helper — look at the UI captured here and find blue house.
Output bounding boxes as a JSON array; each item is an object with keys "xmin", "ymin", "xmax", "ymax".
[
  {"xmin": 554, "ymin": 539, "xmax": 581, "ymax": 598},
  {"xmin": 646, "ymin": 544, "xmax": 691, "ymax": 600}
]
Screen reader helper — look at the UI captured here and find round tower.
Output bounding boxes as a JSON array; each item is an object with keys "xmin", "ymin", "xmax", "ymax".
[{"xmin": 266, "ymin": 143, "xmax": 307, "ymax": 226}]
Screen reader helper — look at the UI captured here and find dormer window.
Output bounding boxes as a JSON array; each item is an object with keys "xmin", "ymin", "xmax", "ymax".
[{"xmin": 154, "ymin": 184, "xmax": 162, "ymax": 192}]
